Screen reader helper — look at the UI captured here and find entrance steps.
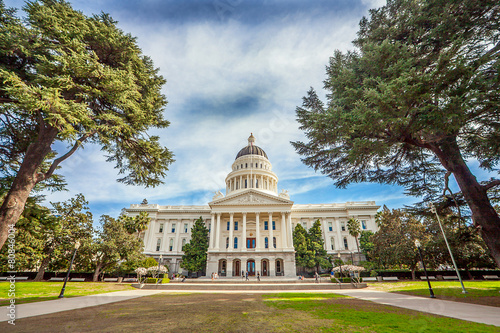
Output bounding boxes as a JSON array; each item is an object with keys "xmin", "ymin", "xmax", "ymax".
[{"xmin": 133, "ymin": 278, "xmax": 366, "ymax": 291}]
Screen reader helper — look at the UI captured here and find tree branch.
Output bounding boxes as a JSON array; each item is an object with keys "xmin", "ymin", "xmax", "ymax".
[
  {"xmin": 483, "ymin": 179, "xmax": 500, "ymax": 191},
  {"xmin": 443, "ymin": 170, "xmax": 462, "ymax": 224},
  {"xmin": 39, "ymin": 132, "xmax": 94, "ymax": 182}
]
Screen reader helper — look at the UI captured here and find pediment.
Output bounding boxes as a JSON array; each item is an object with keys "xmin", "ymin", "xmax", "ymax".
[{"xmin": 209, "ymin": 190, "xmax": 293, "ymax": 207}]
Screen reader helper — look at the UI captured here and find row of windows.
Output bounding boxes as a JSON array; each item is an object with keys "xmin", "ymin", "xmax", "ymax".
[
  {"xmin": 156, "ymin": 238, "xmax": 187, "ymax": 251},
  {"xmin": 225, "ymin": 237, "xmax": 277, "ymax": 249},
  {"xmin": 235, "ymin": 162, "xmax": 268, "ymax": 171},
  {"xmin": 330, "ymin": 237, "xmax": 349, "ymax": 250},
  {"xmin": 226, "ymin": 221, "xmax": 276, "ymax": 231},
  {"xmin": 158, "ymin": 223, "xmax": 190, "ymax": 234},
  {"xmin": 299, "ymin": 220, "xmax": 368, "ymax": 231}
]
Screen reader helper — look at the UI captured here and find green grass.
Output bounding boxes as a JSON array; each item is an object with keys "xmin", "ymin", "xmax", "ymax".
[
  {"xmin": 368, "ymin": 281, "xmax": 500, "ymax": 298},
  {"xmin": 0, "ymin": 281, "xmax": 135, "ymax": 306},
  {"xmin": 262, "ymin": 293, "xmax": 498, "ymax": 332}
]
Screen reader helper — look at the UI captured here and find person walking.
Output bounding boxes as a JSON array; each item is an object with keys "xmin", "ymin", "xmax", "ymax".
[
  {"xmin": 315, "ymin": 272, "xmax": 319, "ymax": 283},
  {"xmin": 242, "ymin": 270, "xmax": 244, "ymax": 280},
  {"xmin": 245, "ymin": 270, "xmax": 249, "ymax": 281},
  {"xmin": 257, "ymin": 272, "xmax": 260, "ymax": 282}
]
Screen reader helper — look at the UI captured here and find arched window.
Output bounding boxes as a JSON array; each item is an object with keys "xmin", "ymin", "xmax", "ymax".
[
  {"xmin": 182, "ymin": 238, "xmax": 186, "ymax": 249},
  {"xmin": 245, "ymin": 163, "xmax": 248, "ymax": 168},
  {"xmin": 236, "ymin": 181, "xmax": 239, "ymax": 189},
  {"xmin": 276, "ymin": 260, "xmax": 281, "ymax": 273},
  {"xmin": 234, "ymin": 237, "xmax": 238, "ymax": 249},
  {"xmin": 331, "ymin": 237, "xmax": 335, "ymax": 250},
  {"xmin": 256, "ymin": 179, "xmax": 258, "ymax": 188},
  {"xmin": 245, "ymin": 179, "xmax": 247, "ymax": 188},
  {"xmin": 273, "ymin": 237, "xmax": 276, "ymax": 248},
  {"xmin": 156, "ymin": 239, "xmax": 161, "ymax": 251},
  {"xmin": 169, "ymin": 239, "xmax": 174, "ymax": 251},
  {"xmin": 343, "ymin": 237, "xmax": 348, "ymax": 250},
  {"xmin": 256, "ymin": 163, "xmax": 258, "ymax": 168},
  {"xmin": 226, "ymin": 237, "xmax": 229, "ymax": 249},
  {"xmin": 265, "ymin": 237, "xmax": 269, "ymax": 249}
]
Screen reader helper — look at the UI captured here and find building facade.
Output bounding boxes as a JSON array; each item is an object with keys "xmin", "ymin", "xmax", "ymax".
[{"xmin": 125, "ymin": 134, "xmax": 379, "ymax": 277}]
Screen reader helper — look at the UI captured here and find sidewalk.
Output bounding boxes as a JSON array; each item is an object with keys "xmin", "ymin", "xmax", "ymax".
[
  {"xmin": 333, "ymin": 288, "xmax": 500, "ymax": 327},
  {"xmin": 2, "ymin": 287, "xmax": 499, "ymax": 327},
  {"xmin": 1, "ymin": 289, "xmax": 165, "ymax": 322}
]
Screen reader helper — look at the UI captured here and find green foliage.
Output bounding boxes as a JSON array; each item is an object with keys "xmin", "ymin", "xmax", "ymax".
[
  {"xmin": 291, "ymin": 0, "xmax": 500, "ymax": 266},
  {"xmin": 359, "ymin": 230, "xmax": 374, "ymax": 260},
  {"xmin": 88, "ymin": 213, "xmax": 145, "ymax": 280},
  {"xmin": 144, "ymin": 277, "xmax": 169, "ymax": 284},
  {"xmin": 142, "ymin": 257, "xmax": 160, "ymax": 268},
  {"xmin": 293, "ymin": 220, "xmax": 332, "ymax": 272},
  {"xmin": 0, "ymin": 0, "xmax": 174, "ymax": 248},
  {"xmin": 371, "ymin": 208, "xmax": 427, "ymax": 271},
  {"xmin": 181, "ymin": 217, "xmax": 209, "ymax": 273}
]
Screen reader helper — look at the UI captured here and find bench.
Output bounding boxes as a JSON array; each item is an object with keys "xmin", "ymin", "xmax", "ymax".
[
  {"xmin": 103, "ymin": 278, "xmax": 118, "ymax": 282},
  {"xmin": 382, "ymin": 277, "xmax": 399, "ymax": 281},
  {"xmin": 122, "ymin": 278, "xmax": 138, "ymax": 283},
  {"xmin": 0, "ymin": 277, "xmax": 7, "ymax": 281},
  {"xmin": 483, "ymin": 275, "xmax": 499, "ymax": 280},
  {"xmin": 419, "ymin": 276, "xmax": 436, "ymax": 280},
  {"xmin": 443, "ymin": 276, "xmax": 458, "ymax": 280},
  {"xmin": 70, "ymin": 278, "xmax": 85, "ymax": 282},
  {"xmin": 48, "ymin": 277, "xmax": 65, "ymax": 282},
  {"xmin": 15, "ymin": 276, "xmax": 29, "ymax": 281},
  {"xmin": 362, "ymin": 277, "xmax": 378, "ymax": 282}
]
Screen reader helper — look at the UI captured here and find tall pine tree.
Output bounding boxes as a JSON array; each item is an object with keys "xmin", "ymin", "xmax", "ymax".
[{"xmin": 181, "ymin": 217, "xmax": 209, "ymax": 275}]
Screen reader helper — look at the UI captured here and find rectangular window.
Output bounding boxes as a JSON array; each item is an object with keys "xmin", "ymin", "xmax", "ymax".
[
  {"xmin": 264, "ymin": 221, "xmax": 268, "ymax": 230},
  {"xmin": 272, "ymin": 221, "xmax": 276, "ymax": 230},
  {"xmin": 234, "ymin": 237, "xmax": 238, "ymax": 249},
  {"xmin": 169, "ymin": 239, "xmax": 174, "ymax": 251},
  {"xmin": 184, "ymin": 223, "xmax": 188, "ymax": 233},
  {"xmin": 159, "ymin": 223, "xmax": 164, "ymax": 233},
  {"xmin": 341, "ymin": 222, "xmax": 346, "ymax": 232},
  {"xmin": 227, "ymin": 221, "xmax": 230, "ymax": 231},
  {"xmin": 171, "ymin": 223, "xmax": 176, "ymax": 233},
  {"xmin": 344, "ymin": 237, "xmax": 348, "ymax": 250},
  {"xmin": 156, "ymin": 239, "xmax": 161, "ymax": 251},
  {"xmin": 302, "ymin": 222, "xmax": 307, "ymax": 229},
  {"xmin": 328, "ymin": 222, "xmax": 333, "ymax": 232},
  {"xmin": 247, "ymin": 238, "xmax": 256, "ymax": 249},
  {"xmin": 361, "ymin": 220, "xmax": 367, "ymax": 230},
  {"xmin": 234, "ymin": 221, "xmax": 238, "ymax": 231}
]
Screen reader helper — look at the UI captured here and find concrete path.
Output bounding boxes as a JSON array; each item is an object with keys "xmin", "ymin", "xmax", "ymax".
[
  {"xmin": 2, "ymin": 288, "xmax": 499, "ymax": 327},
  {"xmin": 332, "ymin": 288, "xmax": 500, "ymax": 327},
  {"xmin": 1, "ymin": 289, "xmax": 165, "ymax": 322}
]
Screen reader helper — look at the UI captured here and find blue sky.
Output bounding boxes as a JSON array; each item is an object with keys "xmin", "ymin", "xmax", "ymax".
[{"xmin": 6, "ymin": 0, "xmax": 478, "ymax": 220}]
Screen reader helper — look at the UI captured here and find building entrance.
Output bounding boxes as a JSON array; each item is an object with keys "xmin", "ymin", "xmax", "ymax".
[{"xmin": 247, "ymin": 260, "xmax": 255, "ymax": 276}]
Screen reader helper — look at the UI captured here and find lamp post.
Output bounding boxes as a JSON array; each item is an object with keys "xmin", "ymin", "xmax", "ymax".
[
  {"xmin": 414, "ymin": 239, "xmax": 435, "ymax": 298},
  {"xmin": 58, "ymin": 240, "xmax": 81, "ymax": 299},
  {"xmin": 337, "ymin": 253, "xmax": 342, "ymax": 278},
  {"xmin": 428, "ymin": 202, "xmax": 467, "ymax": 294},
  {"xmin": 158, "ymin": 254, "xmax": 163, "ymax": 279}
]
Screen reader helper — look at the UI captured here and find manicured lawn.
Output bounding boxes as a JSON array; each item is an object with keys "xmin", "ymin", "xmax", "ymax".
[
  {"xmin": 2, "ymin": 292, "xmax": 498, "ymax": 332},
  {"xmin": 0, "ymin": 282, "xmax": 135, "ymax": 306},
  {"xmin": 368, "ymin": 281, "xmax": 500, "ymax": 307}
]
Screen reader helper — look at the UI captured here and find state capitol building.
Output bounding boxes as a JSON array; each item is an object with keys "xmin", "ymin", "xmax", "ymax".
[{"xmin": 125, "ymin": 134, "xmax": 379, "ymax": 278}]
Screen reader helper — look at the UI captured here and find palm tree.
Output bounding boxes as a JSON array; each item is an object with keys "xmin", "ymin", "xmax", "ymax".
[{"xmin": 347, "ymin": 218, "xmax": 361, "ymax": 263}]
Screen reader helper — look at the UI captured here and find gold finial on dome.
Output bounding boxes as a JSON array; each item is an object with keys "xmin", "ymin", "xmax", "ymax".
[{"xmin": 248, "ymin": 133, "xmax": 255, "ymax": 146}]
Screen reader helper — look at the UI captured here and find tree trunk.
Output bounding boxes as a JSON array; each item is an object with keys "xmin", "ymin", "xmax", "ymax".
[
  {"xmin": 93, "ymin": 263, "xmax": 102, "ymax": 282},
  {"xmin": 34, "ymin": 246, "xmax": 55, "ymax": 281},
  {"xmin": 433, "ymin": 137, "xmax": 500, "ymax": 268},
  {"xmin": 0, "ymin": 126, "xmax": 58, "ymax": 249}
]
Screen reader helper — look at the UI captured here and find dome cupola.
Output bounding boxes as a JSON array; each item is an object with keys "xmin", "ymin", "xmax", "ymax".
[{"xmin": 235, "ymin": 133, "xmax": 268, "ymax": 160}]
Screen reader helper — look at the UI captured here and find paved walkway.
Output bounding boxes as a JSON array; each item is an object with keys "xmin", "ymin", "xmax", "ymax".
[
  {"xmin": 2, "ymin": 288, "xmax": 499, "ymax": 327},
  {"xmin": 332, "ymin": 289, "xmax": 500, "ymax": 327}
]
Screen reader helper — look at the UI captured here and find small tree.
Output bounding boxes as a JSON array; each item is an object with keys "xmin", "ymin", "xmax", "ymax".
[
  {"xmin": 293, "ymin": 224, "xmax": 313, "ymax": 274},
  {"xmin": 181, "ymin": 217, "xmax": 209, "ymax": 275},
  {"xmin": 359, "ymin": 230, "xmax": 375, "ymax": 261},
  {"xmin": 347, "ymin": 218, "xmax": 361, "ymax": 262},
  {"xmin": 308, "ymin": 220, "xmax": 331, "ymax": 272}
]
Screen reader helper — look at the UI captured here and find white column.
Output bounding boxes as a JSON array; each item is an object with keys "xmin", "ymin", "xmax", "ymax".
[
  {"xmin": 174, "ymin": 219, "xmax": 181, "ymax": 253},
  {"xmin": 228, "ymin": 213, "xmax": 234, "ymax": 250},
  {"xmin": 147, "ymin": 220, "xmax": 155, "ymax": 252},
  {"xmin": 268, "ymin": 212, "xmax": 273, "ymax": 251},
  {"xmin": 287, "ymin": 213, "xmax": 293, "ymax": 248},
  {"xmin": 320, "ymin": 217, "xmax": 328, "ymax": 250},
  {"xmin": 209, "ymin": 214, "xmax": 215, "ymax": 249},
  {"xmin": 335, "ymin": 217, "xmax": 342, "ymax": 251},
  {"xmin": 215, "ymin": 213, "xmax": 221, "ymax": 250},
  {"xmin": 161, "ymin": 221, "xmax": 168, "ymax": 253},
  {"xmin": 242, "ymin": 212, "xmax": 247, "ymax": 250},
  {"xmin": 240, "ymin": 175, "xmax": 242, "ymax": 189},
  {"xmin": 256, "ymin": 213, "xmax": 261, "ymax": 250},
  {"xmin": 281, "ymin": 212, "xmax": 286, "ymax": 248}
]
